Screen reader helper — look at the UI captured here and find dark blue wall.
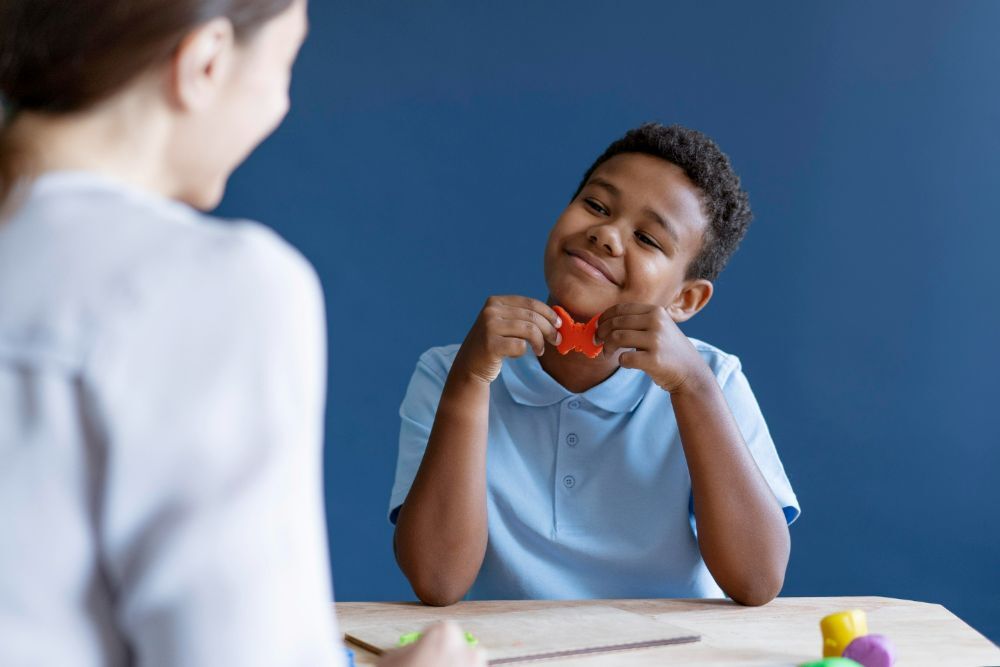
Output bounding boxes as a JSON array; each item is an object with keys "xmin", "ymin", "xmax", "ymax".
[{"xmin": 218, "ymin": 1, "xmax": 1000, "ymax": 642}]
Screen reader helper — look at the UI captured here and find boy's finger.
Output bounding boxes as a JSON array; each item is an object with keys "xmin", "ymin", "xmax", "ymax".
[
  {"xmin": 618, "ymin": 349, "xmax": 654, "ymax": 371},
  {"xmin": 596, "ymin": 313, "xmax": 651, "ymax": 342},
  {"xmin": 488, "ymin": 334, "xmax": 529, "ymax": 359},
  {"xmin": 492, "ymin": 319, "xmax": 546, "ymax": 356},
  {"xmin": 601, "ymin": 329, "xmax": 654, "ymax": 356},
  {"xmin": 495, "ymin": 295, "xmax": 561, "ymax": 328},
  {"xmin": 597, "ymin": 302, "xmax": 651, "ymax": 327},
  {"xmin": 499, "ymin": 306, "xmax": 560, "ymax": 344}
]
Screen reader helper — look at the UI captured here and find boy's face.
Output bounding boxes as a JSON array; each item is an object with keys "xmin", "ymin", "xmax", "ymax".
[{"xmin": 544, "ymin": 152, "xmax": 710, "ymax": 319}]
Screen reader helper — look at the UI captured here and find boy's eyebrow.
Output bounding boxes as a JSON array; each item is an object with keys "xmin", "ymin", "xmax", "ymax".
[
  {"xmin": 642, "ymin": 206, "xmax": 680, "ymax": 243},
  {"xmin": 588, "ymin": 177, "xmax": 621, "ymax": 197},
  {"xmin": 587, "ymin": 177, "xmax": 680, "ymax": 243}
]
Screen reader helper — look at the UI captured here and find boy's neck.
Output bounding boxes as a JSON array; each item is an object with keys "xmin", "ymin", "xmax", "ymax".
[{"xmin": 537, "ymin": 341, "xmax": 621, "ymax": 394}]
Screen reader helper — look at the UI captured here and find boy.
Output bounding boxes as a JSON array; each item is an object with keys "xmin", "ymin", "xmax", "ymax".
[{"xmin": 389, "ymin": 123, "xmax": 799, "ymax": 607}]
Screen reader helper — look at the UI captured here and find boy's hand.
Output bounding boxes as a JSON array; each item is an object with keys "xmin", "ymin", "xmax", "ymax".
[
  {"xmin": 454, "ymin": 296, "xmax": 562, "ymax": 384},
  {"xmin": 596, "ymin": 303, "xmax": 709, "ymax": 393}
]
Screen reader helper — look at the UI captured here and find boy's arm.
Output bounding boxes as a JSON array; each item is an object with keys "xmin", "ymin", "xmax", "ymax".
[
  {"xmin": 393, "ymin": 370, "xmax": 491, "ymax": 607},
  {"xmin": 670, "ymin": 370, "xmax": 790, "ymax": 606},
  {"xmin": 393, "ymin": 296, "xmax": 560, "ymax": 606},
  {"xmin": 598, "ymin": 303, "xmax": 790, "ymax": 606}
]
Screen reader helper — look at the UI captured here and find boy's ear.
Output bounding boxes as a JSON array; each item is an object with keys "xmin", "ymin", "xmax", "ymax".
[{"xmin": 668, "ymin": 279, "xmax": 713, "ymax": 323}]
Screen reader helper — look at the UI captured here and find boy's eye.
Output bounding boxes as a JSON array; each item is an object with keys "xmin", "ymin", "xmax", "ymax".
[
  {"xmin": 635, "ymin": 231, "xmax": 661, "ymax": 249},
  {"xmin": 583, "ymin": 198, "xmax": 609, "ymax": 215}
]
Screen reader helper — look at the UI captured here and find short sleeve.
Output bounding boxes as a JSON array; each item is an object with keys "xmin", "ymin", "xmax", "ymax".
[
  {"xmin": 85, "ymin": 224, "xmax": 344, "ymax": 667},
  {"xmin": 718, "ymin": 359, "xmax": 800, "ymax": 525},
  {"xmin": 388, "ymin": 347, "xmax": 453, "ymax": 524}
]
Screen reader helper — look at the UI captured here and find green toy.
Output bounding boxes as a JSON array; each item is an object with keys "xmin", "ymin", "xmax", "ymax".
[
  {"xmin": 799, "ymin": 658, "xmax": 863, "ymax": 667},
  {"xmin": 397, "ymin": 631, "xmax": 479, "ymax": 647}
]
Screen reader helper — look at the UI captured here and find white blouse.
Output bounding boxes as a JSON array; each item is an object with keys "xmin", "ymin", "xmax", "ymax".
[{"xmin": 0, "ymin": 172, "xmax": 344, "ymax": 666}]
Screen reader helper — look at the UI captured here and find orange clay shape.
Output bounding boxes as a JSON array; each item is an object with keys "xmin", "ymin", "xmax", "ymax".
[{"xmin": 553, "ymin": 305, "xmax": 603, "ymax": 359}]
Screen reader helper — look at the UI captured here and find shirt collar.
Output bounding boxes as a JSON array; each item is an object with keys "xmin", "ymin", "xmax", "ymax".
[{"xmin": 499, "ymin": 351, "xmax": 651, "ymax": 413}]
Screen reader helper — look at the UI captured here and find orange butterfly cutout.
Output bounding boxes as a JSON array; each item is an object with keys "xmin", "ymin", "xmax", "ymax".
[{"xmin": 553, "ymin": 305, "xmax": 603, "ymax": 359}]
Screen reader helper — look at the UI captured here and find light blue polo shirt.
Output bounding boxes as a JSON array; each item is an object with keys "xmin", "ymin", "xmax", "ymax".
[{"xmin": 389, "ymin": 339, "xmax": 799, "ymax": 600}]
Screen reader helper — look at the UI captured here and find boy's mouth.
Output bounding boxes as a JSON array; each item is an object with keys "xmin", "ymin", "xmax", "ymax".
[{"xmin": 565, "ymin": 248, "xmax": 620, "ymax": 286}]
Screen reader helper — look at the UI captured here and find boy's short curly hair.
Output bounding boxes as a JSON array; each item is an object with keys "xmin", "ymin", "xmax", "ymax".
[{"xmin": 572, "ymin": 123, "xmax": 752, "ymax": 282}]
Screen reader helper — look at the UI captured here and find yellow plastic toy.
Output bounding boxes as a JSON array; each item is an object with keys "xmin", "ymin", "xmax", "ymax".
[{"xmin": 820, "ymin": 610, "xmax": 868, "ymax": 657}]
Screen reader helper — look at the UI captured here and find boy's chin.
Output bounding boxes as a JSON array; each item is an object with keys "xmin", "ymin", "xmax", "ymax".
[{"xmin": 547, "ymin": 289, "xmax": 614, "ymax": 320}]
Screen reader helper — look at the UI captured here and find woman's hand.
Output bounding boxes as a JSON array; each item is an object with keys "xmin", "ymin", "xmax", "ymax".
[
  {"xmin": 596, "ymin": 303, "xmax": 709, "ymax": 393},
  {"xmin": 453, "ymin": 296, "xmax": 561, "ymax": 384},
  {"xmin": 376, "ymin": 621, "xmax": 486, "ymax": 667}
]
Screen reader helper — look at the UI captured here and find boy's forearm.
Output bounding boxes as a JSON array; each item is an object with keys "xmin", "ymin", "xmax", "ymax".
[
  {"xmin": 671, "ymin": 369, "xmax": 790, "ymax": 606},
  {"xmin": 394, "ymin": 369, "xmax": 491, "ymax": 606}
]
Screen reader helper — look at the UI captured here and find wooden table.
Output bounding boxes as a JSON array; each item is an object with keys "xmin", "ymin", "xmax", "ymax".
[{"xmin": 338, "ymin": 597, "xmax": 999, "ymax": 666}]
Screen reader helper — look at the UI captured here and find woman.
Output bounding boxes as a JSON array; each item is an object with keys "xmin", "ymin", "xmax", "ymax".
[{"xmin": 0, "ymin": 2, "xmax": 482, "ymax": 665}]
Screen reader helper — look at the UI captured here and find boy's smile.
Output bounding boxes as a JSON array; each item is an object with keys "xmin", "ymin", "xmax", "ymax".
[
  {"xmin": 565, "ymin": 248, "xmax": 620, "ymax": 286},
  {"xmin": 544, "ymin": 152, "xmax": 711, "ymax": 320}
]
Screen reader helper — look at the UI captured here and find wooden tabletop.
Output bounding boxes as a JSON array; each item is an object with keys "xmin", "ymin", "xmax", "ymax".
[{"xmin": 337, "ymin": 597, "xmax": 999, "ymax": 666}]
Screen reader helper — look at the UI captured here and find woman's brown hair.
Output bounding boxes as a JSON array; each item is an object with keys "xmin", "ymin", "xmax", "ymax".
[{"xmin": 0, "ymin": 0, "xmax": 295, "ymax": 208}]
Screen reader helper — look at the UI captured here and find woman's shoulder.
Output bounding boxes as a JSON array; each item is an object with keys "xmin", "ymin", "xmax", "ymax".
[
  {"xmin": 4, "ymin": 171, "xmax": 314, "ymax": 289},
  {"xmin": 187, "ymin": 217, "xmax": 319, "ymax": 296},
  {"xmin": 121, "ymin": 213, "xmax": 322, "ymax": 347},
  {"xmin": 0, "ymin": 173, "xmax": 320, "ymax": 369}
]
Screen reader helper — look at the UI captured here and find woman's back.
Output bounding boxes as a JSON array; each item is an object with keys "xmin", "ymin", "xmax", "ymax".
[
  {"xmin": 0, "ymin": 171, "xmax": 341, "ymax": 666},
  {"xmin": 0, "ymin": 0, "xmax": 484, "ymax": 662}
]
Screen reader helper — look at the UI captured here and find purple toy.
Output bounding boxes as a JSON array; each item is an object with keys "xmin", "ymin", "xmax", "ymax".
[{"xmin": 842, "ymin": 634, "xmax": 896, "ymax": 667}]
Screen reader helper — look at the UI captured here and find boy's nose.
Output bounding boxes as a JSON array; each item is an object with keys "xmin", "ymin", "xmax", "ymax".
[{"xmin": 587, "ymin": 223, "xmax": 624, "ymax": 256}]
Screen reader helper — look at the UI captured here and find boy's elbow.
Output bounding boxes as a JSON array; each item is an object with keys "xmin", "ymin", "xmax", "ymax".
[
  {"xmin": 412, "ymin": 581, "xmax": 466, "ymax": 607},
  {"xmin": 394, "ymin": 528, "xmax": 473, "ymax": 606},
  {"xmin": 727, "ymin": 571, "xmax": 785, "ymax": 607},
  {"xmin": 399, "ymin": 560, "xmax": 464, "ymax": 606},
  {"xmin": 720, "ymin": 527, "xmax": 790, "ymax": 607}
]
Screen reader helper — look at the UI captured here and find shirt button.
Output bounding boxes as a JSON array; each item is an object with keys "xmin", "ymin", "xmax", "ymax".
[
  {"xmin": 563, "ymin": 475, "xmax": 576, "ymax": 488},
  {"xmin": 566, "ymin": 433, "xmax": 578, "ymax": 447},
  {"xmin": 568, "ymin": 400, "xmax": 581, "ymax": 410}
]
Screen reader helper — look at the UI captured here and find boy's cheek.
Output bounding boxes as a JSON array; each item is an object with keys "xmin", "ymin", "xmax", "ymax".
[
  {"xmin": 549, "ymin": 209, "xmax": 589, "ymax": 239},
  {"xmin": 543, "ymin": 221, "xmax": 585, "ymax": 267},
  {"xmin": 542, "ymin": 238, "xmax": 567, "ymax": 279}
]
